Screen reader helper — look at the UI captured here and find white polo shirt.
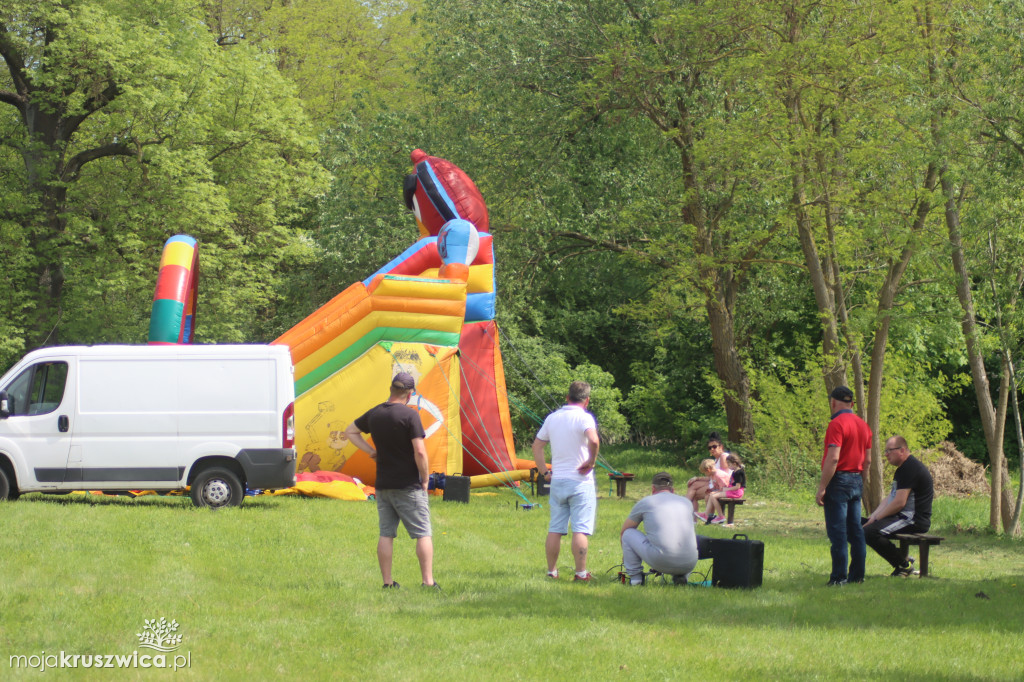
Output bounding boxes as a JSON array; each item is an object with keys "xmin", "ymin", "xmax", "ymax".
[{"xmin": 536, "ymin": 405, "xmax": 597, "ymax": 483}]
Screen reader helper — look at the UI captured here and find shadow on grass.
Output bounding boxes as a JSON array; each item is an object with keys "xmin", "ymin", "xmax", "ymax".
[
  {"xmin": 399, "ymin": 568, "xmax": 1022, "ymax": 636},
  {"xmin": 16, "ymin": 491, "xmax": 286, "ymax": 510}
]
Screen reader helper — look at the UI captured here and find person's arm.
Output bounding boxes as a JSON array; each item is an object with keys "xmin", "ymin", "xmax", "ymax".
[
  {"xmin": 865, "ymin": 488, "xmax": 910, "ymax": 525},
  {"xmin": 412, "ymin": 436, "xmax": 429, "ymax": 492},
  {"xmin": 344, "ymin": 422, "xmax": 376, "ymax": 459},
  {"xmin": 621, "ymin": 517, "xmax": 640, "ymax": 538},
  {"xmin": 724, "ymin": 470, "xmax": 746, "ymax": 493},
  {"xmin": 532, "ymin": 438, "xmax": 550, "ymax": 479},
  {"xmin": 816, "ymin": 445, "xmax": 840, "ymax": 506},
  {"xmin": 577, "ymin": 427, "xmax": 599, "ymax": 475}
]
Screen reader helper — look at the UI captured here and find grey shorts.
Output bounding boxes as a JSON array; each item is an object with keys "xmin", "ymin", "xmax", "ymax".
[{"xmin": 377, "ymin": 487, "xmax": 432, "ymax": 539}]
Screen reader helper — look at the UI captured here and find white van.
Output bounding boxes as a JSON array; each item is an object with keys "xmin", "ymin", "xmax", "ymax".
[{"xmin": 0, "ymin": 345, "xmax": 296, "ymax": 508}]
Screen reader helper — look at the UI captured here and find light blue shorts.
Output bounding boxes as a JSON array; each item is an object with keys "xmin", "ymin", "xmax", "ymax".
[{"xmin": 548, "ymin": 478, "xmax": 597, "ymax": 535}]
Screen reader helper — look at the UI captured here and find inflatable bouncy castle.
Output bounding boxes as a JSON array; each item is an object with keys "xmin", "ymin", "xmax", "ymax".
[{"xmin": 273, "ymin": 150, "xmax": 523, "ymax": 488}]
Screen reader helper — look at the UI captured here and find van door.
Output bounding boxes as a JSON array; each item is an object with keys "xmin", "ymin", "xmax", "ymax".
[
  {"xmin": 0, "ymin": 359, "xmax": 73, "ymax": 487},
  {"xmin": 73, "ymin": 356, "xmax": 183, "ymax": 488}
]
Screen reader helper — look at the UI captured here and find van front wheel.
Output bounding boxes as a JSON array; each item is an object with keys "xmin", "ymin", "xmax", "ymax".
[{"xmin": 190, "ymin": 467, "xmax": 243, "ymax": 508}]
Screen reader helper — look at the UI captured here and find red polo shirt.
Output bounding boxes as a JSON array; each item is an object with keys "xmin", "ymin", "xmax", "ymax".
[{"xmin": 822, "ymin": 410, "xmax": 872, "ymax": 473}]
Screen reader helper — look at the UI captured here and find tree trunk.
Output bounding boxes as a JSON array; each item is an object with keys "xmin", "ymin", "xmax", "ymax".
[
  {"xmin": 790, "ymin": 150, "xmax": 846, "ymax": 394},
  {"xmin": 677, "ymin": 122, "xmax": 756, "ymax": 445},
  {"xmin": 861, "ymin": 162, "xmax": 938, "ymax": 510},
  {"xmin": 943, "ymin": 174, "xmax": 1014, "ymax": 531},
  {"xmin": 863, "ymin": 249, "xmax": 915, "ymax": 511},
  {"xmin": 705, "ymin": 286, "xmax": 754, "ymax": 444},
  {"xmin": 25, "ymin": 187, "xmax": 68, "ymax": 349}
]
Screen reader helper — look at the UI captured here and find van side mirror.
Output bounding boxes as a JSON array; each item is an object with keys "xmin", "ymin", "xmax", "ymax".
[{"xmin": 0, "ymin": 390, "xmax": 9, "ymax": 418}]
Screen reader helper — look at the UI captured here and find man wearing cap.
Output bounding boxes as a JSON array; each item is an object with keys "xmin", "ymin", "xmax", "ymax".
[
  {"xmin": 345, "ymin": 372, "xmax": 438, "ymax": 590},
  {"xmin": 816, "ymin": 385, "xmax": 872, "ymax": 586},
  {"xmin": 533, "ymin": 381, "xmax": 600, "ymax": 582},
  {"xmin": 620, "ymin": 472, "xmax": 702, "ymax": 585}
]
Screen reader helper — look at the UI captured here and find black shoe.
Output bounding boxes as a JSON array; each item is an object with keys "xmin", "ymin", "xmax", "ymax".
[
  {"xmin": 826, "ymin": 579, "xmax": 848, "ymax": 586},
  {"xmin": 672, "ymin": 574, "xmax": 688, "ymax": 586},
  {"xmin": 422, "ymin": 582, "xmax": 442, "ymax": 591},
  {"xmin": 383, "ymin": 581, "xmax": 401, "ymax": 589},
  {"xmin": 890, "ymin": 557, "xmax": 915, "ymax": 577}
]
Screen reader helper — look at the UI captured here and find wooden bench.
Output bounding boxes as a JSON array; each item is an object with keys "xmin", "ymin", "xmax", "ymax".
[
  {"xmin": 892, "ymin": 533, "xmax": 945, "ymax": 577},
  {"xmin": 607, "ymin": 472, "xmax": 634, "ymax": 499},
  {"xmin": 718, "ymin": 497, "xmax": 745, "ymax": 524}
]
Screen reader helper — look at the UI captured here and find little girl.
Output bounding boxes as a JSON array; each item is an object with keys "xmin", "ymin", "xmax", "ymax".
[
  {"xmin": 686, "ymin": 459, "xmax": 716, "ymax": 519},
  {"xmin": 705, "ymin": 454, "xmax": 746, "ymax": 525}
]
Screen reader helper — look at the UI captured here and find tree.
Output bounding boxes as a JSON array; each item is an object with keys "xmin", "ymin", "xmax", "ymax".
[
  {"xmin": 201, "ymin": 0, "xmax": 425, "ymax": 129},
  {"xmin": 0, "ymin": 0, "xmax": 326, "ymax": 365},
  {"xmin": 417, "ymin": 0, "xmax": 798, "ymax": 444},
  {"xmin": 743, "ymin": 1, "xmax": 961, "ymax": 507}
]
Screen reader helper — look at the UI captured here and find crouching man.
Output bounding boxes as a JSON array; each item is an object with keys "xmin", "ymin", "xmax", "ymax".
[{"xmin": 620, "ymin": 472, "xmax": 702, "ymax": 585}]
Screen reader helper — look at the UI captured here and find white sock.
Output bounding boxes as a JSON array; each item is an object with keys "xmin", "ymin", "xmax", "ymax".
[
  {"xmin": 576, "ymin": 571, "xmax": 589, "ymax": 578},
  {"xmin": 630, "ymin": 578, "xmax": 643, "ymax": 586}
]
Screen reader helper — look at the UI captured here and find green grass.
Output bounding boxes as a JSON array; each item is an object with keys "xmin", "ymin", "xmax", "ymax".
[{"xmin": 1, "ymin": 467, "xmax": 1022, "ymax": 681}]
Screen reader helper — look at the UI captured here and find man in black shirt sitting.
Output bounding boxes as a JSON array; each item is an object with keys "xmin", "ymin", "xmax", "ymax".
[{"xmin": 862, "ymin": 435, "xmax": 934, "ymax": 577}]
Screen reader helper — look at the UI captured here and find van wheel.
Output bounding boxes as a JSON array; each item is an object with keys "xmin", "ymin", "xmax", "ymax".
[
  {"xmin": 190, "ymin": 468, "xmax": 243, "ymax": 508},
  {"xmin": 0, "ymin": 467, "xmax": 17, "ymax": 501}
]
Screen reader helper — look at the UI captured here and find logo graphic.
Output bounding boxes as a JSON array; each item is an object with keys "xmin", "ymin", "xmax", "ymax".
[{"xmin": 135, "ymin": 618, "xmax": 183, "ymax": 652}]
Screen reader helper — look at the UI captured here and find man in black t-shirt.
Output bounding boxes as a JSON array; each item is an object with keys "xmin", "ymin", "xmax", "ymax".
[
  {"xmin": 345, "ymin": 371, "xmax": 438, "ymax": 590},
  {"xmin": 862, "ymin": 435, "xmax": 934, "ymax": 577}
]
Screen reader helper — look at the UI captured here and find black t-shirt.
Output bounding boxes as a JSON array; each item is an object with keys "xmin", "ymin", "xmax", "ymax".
[
  {"xmin": 893, "ymin": 455, "xmax": 933, "ymax": 531},
  {"xmin": 354, "ymin": 402, "xmax": 426, "ymax": 490},
  {"xmin": 730, "ymin": 469, "xmax": 746, "ymax": 489}
]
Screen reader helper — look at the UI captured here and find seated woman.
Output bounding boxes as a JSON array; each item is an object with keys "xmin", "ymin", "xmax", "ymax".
[
  {"xmin": 706, "ymin": 454, "xmax": 746, "ymax": 525},
  {"xmin": 687, "ymin": 433, "xmax": 734, "ymax": 519}
]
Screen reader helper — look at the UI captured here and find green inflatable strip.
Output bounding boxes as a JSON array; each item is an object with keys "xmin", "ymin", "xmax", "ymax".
[
  {"xmin": 295, "ymin": 327, "xmax": 461, "ymax": 396},
  {"xmin": 148, "ymin": 298, "xmax": 185, "ymax": 343}
]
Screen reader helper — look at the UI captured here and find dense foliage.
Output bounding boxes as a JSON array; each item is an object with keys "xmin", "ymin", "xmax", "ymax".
[{"xmin": 3, "ymin": 1, "xmax": 1024, "ymax": 523}]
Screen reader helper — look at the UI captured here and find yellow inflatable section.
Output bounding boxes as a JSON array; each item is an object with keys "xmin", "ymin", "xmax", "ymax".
[
  {"xmin": 274, "ymin": 275, "xmax": 468, "ymax": 487},
  {"xmin": 293, "ymin": 343, "xmax": 462, "ymax": 486}
]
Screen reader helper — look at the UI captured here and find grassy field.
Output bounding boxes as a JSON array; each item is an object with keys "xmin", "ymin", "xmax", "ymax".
[{"xmin": 1, "ymin": 451, "xmax": 1022, "ymax": 681}]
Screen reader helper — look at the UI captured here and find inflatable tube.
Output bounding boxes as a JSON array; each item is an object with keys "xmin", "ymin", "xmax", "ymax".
[
  {"xmin": 469, "ymin": 469, "xmax": 532, "ymax": 488},
  {"xmin": 148, "ymin": 235, "xmax": 199, "ymax": 345},
  {"xmin": 514, "ymin": 457, "xmax": 540, "ymax": 471}
]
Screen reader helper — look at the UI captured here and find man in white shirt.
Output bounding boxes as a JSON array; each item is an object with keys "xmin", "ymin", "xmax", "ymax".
[{"xmin": 532, "ymin": 381, "xmax": 600, "ymax": 582}]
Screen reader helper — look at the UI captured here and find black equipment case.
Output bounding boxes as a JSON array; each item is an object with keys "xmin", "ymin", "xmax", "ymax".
[
  {"xmin": 708, "ymin": 533, "xmax": 764, "ymax": 588},
  {"xmin": 442, "ymin": 475, "xmax": 471, "ymax": 503}
]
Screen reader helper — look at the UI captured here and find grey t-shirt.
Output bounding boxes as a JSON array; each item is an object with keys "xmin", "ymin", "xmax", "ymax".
[{"xmin": 627, "ymin": 491, "xmax": 698, "ymax": 568}]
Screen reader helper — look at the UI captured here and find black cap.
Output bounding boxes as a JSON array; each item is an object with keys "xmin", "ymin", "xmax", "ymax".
[
  {"xmin": 652, "ymin": 471, "xmax": 673, "ymax": 487},
  {"xmin": 392, "ymin": 372, "xmax": 416, "ymax": 390},
  {"xmin": 829, "ymin": 385, "xmax": 854, "ymax": 402}
]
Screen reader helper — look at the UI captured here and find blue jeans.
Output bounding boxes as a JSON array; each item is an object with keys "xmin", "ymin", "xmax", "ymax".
[{"xmin": 823, "ymin": 472, "xmax": 865, "ymax": 582}]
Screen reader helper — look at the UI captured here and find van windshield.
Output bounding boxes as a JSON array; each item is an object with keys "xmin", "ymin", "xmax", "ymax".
[{"xmin": 6, "ymin": 361, "xmax": 68, "ymax": 416}]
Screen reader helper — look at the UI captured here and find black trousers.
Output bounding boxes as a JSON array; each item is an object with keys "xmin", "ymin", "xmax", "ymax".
[{"xmin": 862, "ymin": 515, "xmax": 926, "ymax": 568}]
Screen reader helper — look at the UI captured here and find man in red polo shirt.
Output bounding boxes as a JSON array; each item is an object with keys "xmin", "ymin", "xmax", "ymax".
[{"xmin": 816, "ymin": 385, "xmax": 872, "ymax": 586}]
